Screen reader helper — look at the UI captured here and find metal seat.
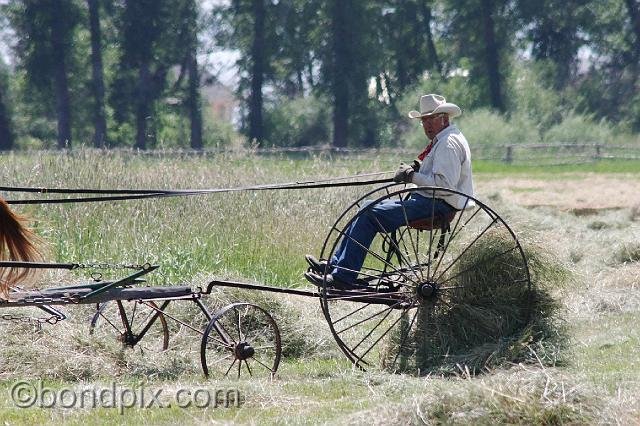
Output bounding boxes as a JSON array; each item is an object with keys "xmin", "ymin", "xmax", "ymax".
[{"xmin": 408, "ymin": 211, "xmax": 457, "ymax": 231}]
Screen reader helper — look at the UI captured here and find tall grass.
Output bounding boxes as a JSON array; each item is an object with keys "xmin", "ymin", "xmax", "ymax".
[{"xmin": 1, "ymin": 150, "xmax": 389, "ymax": 287}]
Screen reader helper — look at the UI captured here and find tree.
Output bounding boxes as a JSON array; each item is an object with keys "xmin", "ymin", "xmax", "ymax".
[
  {"xmin": 176, "ymin": 0, "xmax": 203, "ymax": 149},
  {"xmin": 574, "ymin": 0, "xmax": 640, "ymax": 129},
  {"xmin": 443, "ymin": 0, "xmax": 514, "ymax": 112},
  {"xmin": 248, "ymin": 0, "xmax": 266, "ymax": 144},
  {"xmin": 112, "ymin": 0, "xmax": 179, "ymax": 149},
  {"xmin": 317, "ymin": 0, "xmax": 381, "ymax": 147},
  {"xmin": 6, "ymin": 0, "xmax": 80, "ymax": 148},
  {"xmin": 379, "ymin": 1, "xmax": 440, "ymax": 101},
  {"xmin": 87, "ymin": 0, "xmax": 108, "ymax": 147},
  {"xmin": 480, "ymin": 0, "xmax": 504, "ymax": 111},
  {"xmin": 0, "ymin": 66, "xmax": 15, "ymax": 150},
  {"xmin": 515, "ymin": 0, "xmax": 593, "ymax": 90},
  {"xmin": 328, "ymin": 0, "xmax": 350, "ymax": 147}
]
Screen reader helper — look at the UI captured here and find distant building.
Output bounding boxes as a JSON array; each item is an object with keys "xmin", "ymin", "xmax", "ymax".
[{"xmin": 201, "ymin": 80, "xmax": 239, "ymax": 124}]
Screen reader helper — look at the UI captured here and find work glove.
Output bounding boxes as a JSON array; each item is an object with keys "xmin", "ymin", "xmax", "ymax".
[
  {"xmin": 412, "ymin": 159, "xmax": 422, "ymax": 172},
  {"xmin": 393, "ymin": 162, "xmax": 415, "ymax": 183}
]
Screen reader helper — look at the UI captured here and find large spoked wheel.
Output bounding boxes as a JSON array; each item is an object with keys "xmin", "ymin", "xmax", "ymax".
[
  {"xmin": 89, "ymin": 300, "xmax": 170, "ymax": 353},
  {"xmin": 318, "ymin": 184, "xmax": 531, "ymax": 372},
  {"xmin": 200, "ymin": 302, "xmax": 282, "ymax": 379}
]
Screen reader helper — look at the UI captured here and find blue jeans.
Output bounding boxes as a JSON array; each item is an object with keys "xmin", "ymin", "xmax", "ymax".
[{"xmin": 330, "ymin": 193, "xmax": 455, "ymax": 283}]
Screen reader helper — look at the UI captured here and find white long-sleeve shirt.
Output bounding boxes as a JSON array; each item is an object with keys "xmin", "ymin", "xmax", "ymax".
[{"xmin": 411, "ymin": 124, "xmax": 475, "ymax": 210}]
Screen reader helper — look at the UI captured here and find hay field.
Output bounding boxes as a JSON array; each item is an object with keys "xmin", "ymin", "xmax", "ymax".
[{"xmin": 0, "ymin": 151, "xmax": 639, "ymax": 424}]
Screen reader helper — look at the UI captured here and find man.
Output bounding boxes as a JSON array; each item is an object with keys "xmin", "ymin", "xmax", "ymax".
[{"xmin": 305, "ymin": 94, "xmax": 474, "ymax": 290}]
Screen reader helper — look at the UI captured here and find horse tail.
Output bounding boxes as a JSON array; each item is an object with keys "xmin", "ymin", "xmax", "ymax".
[{"xmin": 0, "ymin": 197, "xmax": 42, "ymax": 298}]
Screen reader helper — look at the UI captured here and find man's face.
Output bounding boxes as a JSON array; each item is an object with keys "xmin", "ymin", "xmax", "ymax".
[{"xmin": 421, "ymin": 114, "xmax": 448, "ymax": 140}]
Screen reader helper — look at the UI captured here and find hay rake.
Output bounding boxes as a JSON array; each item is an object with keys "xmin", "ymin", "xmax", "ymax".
[{"xmin": 0, "ymin": 184, "xmax": 531, "ymax": 376}]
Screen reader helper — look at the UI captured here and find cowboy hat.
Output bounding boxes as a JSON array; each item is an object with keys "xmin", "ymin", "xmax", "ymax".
[{"xmin": 408, "ymin": 94, "xmax": 461, "ymax": 119}]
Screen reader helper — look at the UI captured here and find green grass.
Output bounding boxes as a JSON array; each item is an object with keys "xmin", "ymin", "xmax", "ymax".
[{"xmin": 1, "ymin": 150, "xmax": 640, "ymax": 423}]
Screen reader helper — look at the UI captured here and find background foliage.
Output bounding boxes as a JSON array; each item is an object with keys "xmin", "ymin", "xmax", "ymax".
[{"xmin": 0, "ymin": 0, "xmax": 639, "ymax": 150}]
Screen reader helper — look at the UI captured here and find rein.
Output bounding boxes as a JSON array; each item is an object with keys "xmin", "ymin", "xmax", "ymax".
[{"xmin": 2, "ymin": 171, "xmax": 394, "ymax": 205}]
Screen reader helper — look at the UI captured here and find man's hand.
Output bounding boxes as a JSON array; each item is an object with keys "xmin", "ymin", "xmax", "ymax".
[
  {"xmin": 412, "ymin": 159, "xmax": 422, "ymax": 172},
  {"xmin": 393, "ymin": 162, "xmax": 415, "ymax": 183}
]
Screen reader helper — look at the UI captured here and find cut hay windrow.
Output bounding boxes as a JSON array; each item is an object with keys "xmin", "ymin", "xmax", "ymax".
[{"xmin": 382, "ymin": 231, "xmax": 568, "ymax": 375}]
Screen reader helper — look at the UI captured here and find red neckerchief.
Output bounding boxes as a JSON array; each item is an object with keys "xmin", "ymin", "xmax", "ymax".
[{"xmin": 417, "ymin": 139, "xmax": 435, "ymax": 161}]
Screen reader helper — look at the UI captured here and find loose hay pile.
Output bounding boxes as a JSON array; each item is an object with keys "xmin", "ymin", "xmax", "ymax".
[{"xmin": 383, "ymin": 231, "xmax": 568, "ymax": 375}]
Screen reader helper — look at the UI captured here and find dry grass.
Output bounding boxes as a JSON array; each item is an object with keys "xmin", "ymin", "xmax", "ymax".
[{"xmin": 1, "ymin": 151, "xmax": 640, "ymax": 423}]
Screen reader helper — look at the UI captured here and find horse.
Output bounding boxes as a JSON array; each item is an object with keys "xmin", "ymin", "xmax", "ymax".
[{"xmin": 0, "ymin": 197, "xmax": 43, "ymax": 299}]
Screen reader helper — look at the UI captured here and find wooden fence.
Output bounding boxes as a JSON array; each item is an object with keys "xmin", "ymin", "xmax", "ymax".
[{"xmin": 3, "ymin": 143, "xmax": 640, "ymax": 165}]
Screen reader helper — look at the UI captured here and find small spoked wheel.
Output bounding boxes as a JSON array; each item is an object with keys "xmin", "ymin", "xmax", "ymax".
[
  {"xmin": 89, "ymin": 300, "xmax": 170, "ymax": 353},
  {"xmin": 318, "ymin": 184, "xmax": 531, "ymax": 372},
  {"xmin": 200, "ymin": 302, "xmax": 282, "ymax": 379}
]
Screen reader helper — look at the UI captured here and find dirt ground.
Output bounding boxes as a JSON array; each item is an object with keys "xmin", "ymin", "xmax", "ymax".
[{"xmin": 478, "ymin": 173, "xmax": 640, "ymax": 212}]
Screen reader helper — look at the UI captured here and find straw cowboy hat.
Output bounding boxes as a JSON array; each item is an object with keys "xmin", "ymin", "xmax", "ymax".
[{"xmin": 408, "ymin": 94, "xmax": 461, "ymax": 119}]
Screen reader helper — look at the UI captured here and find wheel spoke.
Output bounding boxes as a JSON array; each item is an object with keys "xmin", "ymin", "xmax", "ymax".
[
  {"xmin": 216, "ymin": 320, "xmax": 238, "ymax": 345},
  {"xmin": 251, "ymin": 356, "xmax": 274, "ymax": 372},
  {"xmin": 130, "ymin": 301, "xmax": 139, "ymax": 326},
  {"xmin": 203, "ymin": 332, "xmax": 235, "ymax": 349},
  {"xmin": 236, "ymin": 307, "xmax": 243, "ymax": 342},
  {"xmin": 224, "ymin": 358, "xmax": 237, "ymax": 377},
  {"xmin": 98, "ymin": 311, "xmax": 123, "ymax": 334},
  {"xmin": 209, "ymin": 354, "xmax": 233, "ymax": 366}
]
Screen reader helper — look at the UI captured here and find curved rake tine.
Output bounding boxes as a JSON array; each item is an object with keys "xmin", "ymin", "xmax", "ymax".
[
  {"xmin": 431, "ymin": 203, "xmax": 482, "ymax": 279},
  {"xmin": 354, "ymin": 309, "xmax": 406, "ymax": 364},
  {"xmin": 351, "ymin": 307, "xmax": 395, "ymax": 352},
  {"xmin": 425, "ymin": 188, "xmax": 437, "ymax": 280},
  {"xmin": 333, "ymin": 303, "xmax": 372, "ymax": 325},
  {"xmin": 336, "ymin": 299, "xmax": 407, "ymax": 335},
  {"xmin": 331, "ymin": 226, "xmax": 421, "ymax": 286},
  {"xmin": 395, "ymin": 192, "xmax": 424, "ymax": 281},
  {"xmin": 370, "ymin": 214, "xmax": 423, "ymax": 284},
  {"xmin": 438, "ymin": 245, "xmax": 519, "ymax": 285},
  {"xmin": 244, "ymin": 360, "xmax": 253, "ymax": 376},
  {"xmin": 332, "ymin": 265, "xmax": 416, "ymax": 292},
  {"xmin": 325, "ymin": 289, "xmax": 412, "ymax": 302},
  {"xmin": 434, "ymin": 218, "xmax": 498, "ymax": 283},
  {"xmin": 390, "ymin": 308, "xmax": 419, "ymax": 370}
]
